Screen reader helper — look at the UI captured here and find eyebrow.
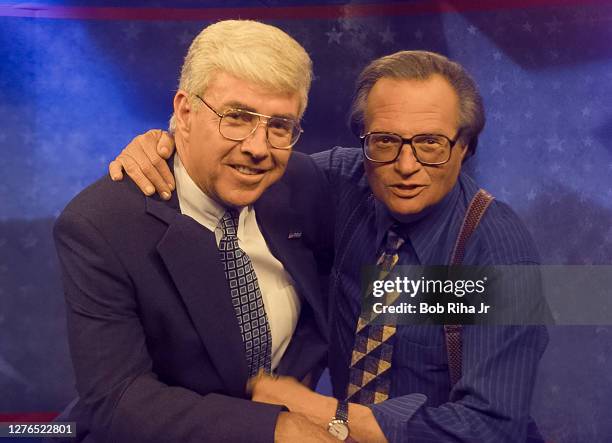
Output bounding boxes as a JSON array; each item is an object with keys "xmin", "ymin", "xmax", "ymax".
[{"xmin": 221, "ymin": 100, "xmax": 298, "ymax": 121}]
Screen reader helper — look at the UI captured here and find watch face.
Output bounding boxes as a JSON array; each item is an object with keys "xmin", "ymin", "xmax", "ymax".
[{"xmin": 328, "ymin": 420, "xmax": 349, "ymax": 441}]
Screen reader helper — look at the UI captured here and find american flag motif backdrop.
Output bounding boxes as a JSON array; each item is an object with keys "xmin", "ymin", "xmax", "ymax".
[{"xmin": 1, "ymin": 1, "xmax": 611, "ymax": 441}]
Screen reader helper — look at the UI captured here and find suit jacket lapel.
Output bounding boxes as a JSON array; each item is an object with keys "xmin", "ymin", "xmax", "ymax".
[
  {"xmin": 146, "ymin": 195, "xmax": 248, "ymax": 398},
  {"xmin": 254, "ymin": 182, "xmax": 327, "ymax": 337}
]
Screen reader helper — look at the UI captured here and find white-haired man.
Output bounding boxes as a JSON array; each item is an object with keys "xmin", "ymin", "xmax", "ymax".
[
  {"xmin": 113, "ymin": 50, "xmax": 549, "ymax": 442},
  {"xmin": 54, "ymin": 20, "xmax": 336, "ymax": 443}
]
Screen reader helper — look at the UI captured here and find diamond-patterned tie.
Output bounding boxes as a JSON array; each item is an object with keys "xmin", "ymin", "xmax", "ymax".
[
  {"xmin": 218, "ymin": 210, "xmax": 272, "ymax": 377},
  {"xmin": 346, "ymin": 227, "xmax": 405, "ymax": 404}
]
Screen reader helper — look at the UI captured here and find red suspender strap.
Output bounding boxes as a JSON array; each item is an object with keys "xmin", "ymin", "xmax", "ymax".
[{"xmin": 444, "ymin": 189, "xmax": 495, "ymax": 388}]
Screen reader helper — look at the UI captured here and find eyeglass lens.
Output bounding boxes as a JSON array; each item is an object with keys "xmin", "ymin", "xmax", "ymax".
[
  {"xmin": 220, "ymin": 110, "xmax": 299, "ymax": 149},
  {"xmin": 365, "ymin": 133, "xmax": 451, "ymax": 164}
]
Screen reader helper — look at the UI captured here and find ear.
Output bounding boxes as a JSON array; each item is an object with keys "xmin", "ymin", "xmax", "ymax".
[
  {"xmin": 459, "ymin": 143, "xmax": 469, "ymax": 161},
  {"xmin": 173, "ymin": 90, "xmax": 192, "ymax": 140}
]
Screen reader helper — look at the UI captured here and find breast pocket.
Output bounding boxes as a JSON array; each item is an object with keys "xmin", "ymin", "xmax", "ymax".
[
  {"xmin": 390, "ymin": 326, "xmax": 450, "ymax": 402},
  {"xmin": 393, "ymin": 325, "xmax": 448, "ymax": 370}
]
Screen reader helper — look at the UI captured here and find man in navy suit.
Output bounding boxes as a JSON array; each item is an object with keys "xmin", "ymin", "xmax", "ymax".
[
  {"xmin": 54, "ymin": 20, "xmax": 335, "ymax": 443},
  {"xmin": 110, "ymin": 50, "xmax": 548, "ymax": 442}
]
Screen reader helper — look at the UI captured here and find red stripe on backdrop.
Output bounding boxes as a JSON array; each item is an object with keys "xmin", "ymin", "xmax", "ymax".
[
  {"xmin": 0, "ymin": 412, "xmax": 59, "ymax": 422},
  {"xmin": 0, "ymin": 0, "xmax": 608, "ymax": 21}
]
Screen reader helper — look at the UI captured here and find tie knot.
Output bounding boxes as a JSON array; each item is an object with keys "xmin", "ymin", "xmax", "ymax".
[
  {"xmin": 384, "ymin": 227, "xmax": 405, "ymax": 254},
  {"xmin": 219, "ymin": 209, "xmax": 240, "ymax": 238}
]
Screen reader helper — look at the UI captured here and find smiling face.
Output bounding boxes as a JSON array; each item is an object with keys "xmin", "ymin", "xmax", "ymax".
[
  {"xmin": 173, "ymin": 72, "xmax": 301, "ymax": 208},
  {"xmin": 363, "ymin": 75, "xmax": 468, "ymax": 220}
]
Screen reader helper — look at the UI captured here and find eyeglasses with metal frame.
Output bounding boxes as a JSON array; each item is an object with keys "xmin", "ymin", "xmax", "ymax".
[
  {"xmin": 195, "ymin": 95, "xmax": 303, "ymax": 150},
  {"xmin": 360, "ymin": 131, "xmax": 462, "ymax": 165}
]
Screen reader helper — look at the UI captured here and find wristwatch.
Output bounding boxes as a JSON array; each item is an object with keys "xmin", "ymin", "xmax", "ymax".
[{"xmin": 327, "ymin": 400, "xmax": 350, "ymax": 441}]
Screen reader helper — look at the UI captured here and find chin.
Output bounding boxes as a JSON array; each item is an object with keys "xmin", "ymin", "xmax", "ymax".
[
  {"xmin": 219, "ymin": 188, "xmax": 265, "ymax": 208},
  {"xmin": 385, "ymin": 196, "xmax": 427, "ymax": 218}
]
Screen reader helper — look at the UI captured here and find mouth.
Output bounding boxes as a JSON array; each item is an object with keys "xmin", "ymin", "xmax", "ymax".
[
  {"xmin": 230, "ymin": 165, "xmax": 267, "ymax": 176},
  {"xmin": 388, "ymin": 183, "xmax": 426, "ymax": 198}
]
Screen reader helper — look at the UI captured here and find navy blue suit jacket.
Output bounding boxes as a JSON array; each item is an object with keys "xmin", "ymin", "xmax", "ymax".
[{"xmin": 53, "ymin": 152, "xmax": 332, "ymax": 443}]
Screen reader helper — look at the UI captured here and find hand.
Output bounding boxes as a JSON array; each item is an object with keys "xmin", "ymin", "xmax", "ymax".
[
  {"xmin": 109, "ymin": 129, "xmax": 176, "ymax": 200},
  {"xmin": 249, "ymin": 372, "xmax": 335, "ymax": 427},
  {"xmin": 274, "ymin": 412, "xmax": 337, "ymax": 443}
]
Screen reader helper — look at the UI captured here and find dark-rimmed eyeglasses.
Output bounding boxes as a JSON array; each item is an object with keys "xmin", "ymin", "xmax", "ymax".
[
  {"xmin": 360, "ymin": 131, "xmax": 462, "ymax": 165},
  {"xmin": 195, "ymin": 95, "xmax": 302, "ymax": 150}
]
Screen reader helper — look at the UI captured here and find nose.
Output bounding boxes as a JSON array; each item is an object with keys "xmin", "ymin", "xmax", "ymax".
[
  {"xmin": 394, "ymin": 144, "xmax": 421, "ymax": 176},
  {"xmin": 241, "ymin": 120, "xmax": 269, "ymax": 160}
]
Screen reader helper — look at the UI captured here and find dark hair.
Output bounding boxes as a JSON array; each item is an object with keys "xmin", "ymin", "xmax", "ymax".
[{"xmin": 349, "ymin": 50, "xmax": 485, "ymax": 157}]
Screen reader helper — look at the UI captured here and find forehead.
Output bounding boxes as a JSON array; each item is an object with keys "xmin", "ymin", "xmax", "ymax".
[
  {"xmin": 205, "ymin": 72, "xmax": 301, "ymax": 118},
  {"xmin": 364, "ymin": 75, "xmax": 460, "ymax": 135}
]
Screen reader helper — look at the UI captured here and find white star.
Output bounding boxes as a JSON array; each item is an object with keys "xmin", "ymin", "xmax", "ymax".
[
  {"xmin": 179, "ymin": 30, "xmax": 193, "ymax": 46},
  {"xmin": 581, "ymin": 107, "xmax": 591, "ymax": 117},
  {"xmin": 325, "ymin": 27, "xmax": 343, "ymax": 45},
  {"xmin": 526, "ymin": 138, "xmax": 536, "ymax": 149},
  {"xmin": 20, "ymin": 233, "xmax": 38, "ymax": 249},
  {"xmin": 545, "ymin": 16, "xmax": 562, "ymax": 34},
  {"xmin": 550, "ymin": 163, "xmax": 561, "ymax": 173},
  {"xmin": 467, "ymin": 25, "xmax": 477, "ymax": 35},
  {"xmin": 493, "ymin": 51, "xmax": 502, "ymax": 61},
  {"xmin": 522, "ymin": 22, "xmax": 533, "ymax": 32},
  {"xmin": 492, "ymin": 111, "xmax": 503, "ymax": 121},
  {"xmin": 380, "ymin": 26, "xmax": 395, "ymax": 44},
  {"xmin": 527, "ymin": 189, "xmax": 537, "ymax": 201},
  {"xmin": 499, "ymin": 135, "xmax": 508, "ymax": 146},
  {"xmin": 498, "ymin": 158, "xmax": 507, "ymax": 168},
  {"xmin": 123, "ymin": 23, "xmax": 141, "ymax": 41},
  {"xmin": 490, "ymin": 77, "xmax": 505, "ymax": 94},
  {"xmin": 546, "ymin": 134, "xmax": 564, "ymax": 152}
]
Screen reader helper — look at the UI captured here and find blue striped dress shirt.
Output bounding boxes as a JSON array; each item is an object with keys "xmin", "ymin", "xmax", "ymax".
[{"xmin": 312, "ymin": 147, "xmax": 548, "ymax": 443}]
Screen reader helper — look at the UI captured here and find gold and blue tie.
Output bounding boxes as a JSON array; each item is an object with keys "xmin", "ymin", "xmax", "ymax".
[{"xmin": 347, "ymin": 227, "xmax": 405, "ymax": 404}]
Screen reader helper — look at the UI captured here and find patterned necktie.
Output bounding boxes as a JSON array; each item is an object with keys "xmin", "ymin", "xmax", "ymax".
[
  {"xmin": 346, "ymin": 227, "xmax": 405, "ymax": 404},
  {"xmin": 218, "ymin": 209, "xmax": 272, "ymax": 377}
]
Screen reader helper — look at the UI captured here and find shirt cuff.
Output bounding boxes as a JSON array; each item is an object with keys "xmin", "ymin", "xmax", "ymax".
[{"xmin": 368, "ymin": 393, "xmax": 427, "ymax": 443}]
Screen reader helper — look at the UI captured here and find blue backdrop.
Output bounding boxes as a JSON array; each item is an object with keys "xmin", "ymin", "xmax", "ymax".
[{"xmin": 1, "ymin": 1, "xmax": 611, "ymax": 441}]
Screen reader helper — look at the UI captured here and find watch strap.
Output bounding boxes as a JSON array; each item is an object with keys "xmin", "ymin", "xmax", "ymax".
[{"xmin": 335, "ymin": 400, "xmax": 349, "ymax": 422}]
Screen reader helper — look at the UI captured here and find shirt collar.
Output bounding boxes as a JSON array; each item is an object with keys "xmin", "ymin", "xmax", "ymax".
[{"xmin": 374, "ymin": 178, "xmax": 462, "ymax": 263}]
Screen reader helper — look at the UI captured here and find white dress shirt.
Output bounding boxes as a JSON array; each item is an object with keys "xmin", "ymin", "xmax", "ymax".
[{"xmin": 174, "ymin": 155, "xmax": 301, "ymax": 370}]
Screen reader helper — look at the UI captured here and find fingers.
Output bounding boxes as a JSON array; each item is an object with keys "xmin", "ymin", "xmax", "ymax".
[
  {"xmin": 157, "ymin": 131, "xmax": 176, "ymax": 160},
  {"xmin": 124, "ymin": 141, "xmax": 172, "ymax": 200},
  {"xmin": 109, "ymin": 160, "xmax": 124, "ymax": 181},
  {"xmin": 116, "ymin": 152, "xmax": 156, "ymax": 196},
  {"xmin": 152, "ymin": 131, "xmax": 176, "ymax": 191}
]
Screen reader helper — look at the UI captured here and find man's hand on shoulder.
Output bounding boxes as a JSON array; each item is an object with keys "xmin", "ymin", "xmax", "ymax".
[{"xmin": 109, "ymin": 129, "xmax": 176, "ymax": 200}]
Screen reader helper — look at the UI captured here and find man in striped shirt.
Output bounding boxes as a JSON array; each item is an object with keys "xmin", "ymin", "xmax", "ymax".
[{"xmin": 111, "ymin": 50, "xmax": 548, "ymax": 442}]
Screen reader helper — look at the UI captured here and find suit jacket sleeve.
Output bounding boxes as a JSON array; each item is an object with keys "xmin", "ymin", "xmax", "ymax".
[{"xmin": 54, "ymin": 208, "xmax": 283, "ymax": 443}]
